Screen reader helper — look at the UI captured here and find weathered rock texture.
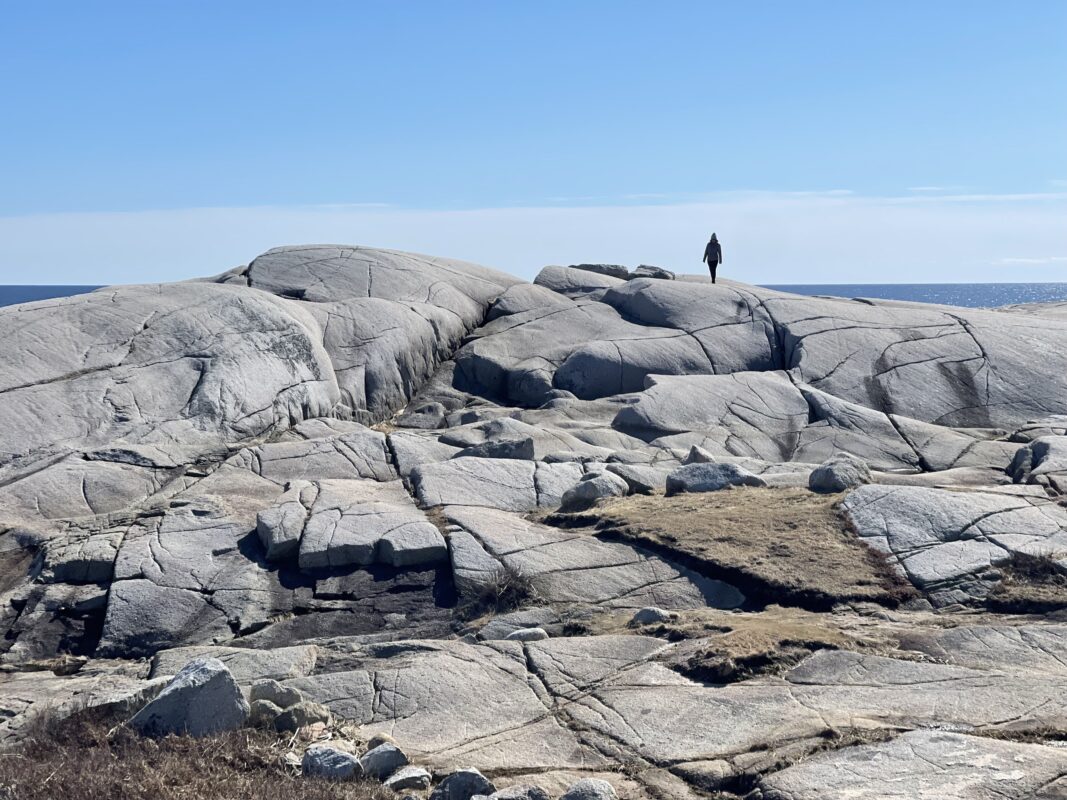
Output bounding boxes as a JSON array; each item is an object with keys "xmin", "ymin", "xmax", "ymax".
[{"xmin": 3, "ymin": 244, "xmax": 1067, "ymax": 798}]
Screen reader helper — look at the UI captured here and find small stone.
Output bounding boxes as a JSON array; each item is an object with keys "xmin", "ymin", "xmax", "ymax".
[
  {"xmin": 249, "ymin": 698, "xmax": 283, "ymax": 727},
  {"xmin": 302, "ymin": 745, "xmax": 363, "ymax": 780},
  {"xmin": 631, "ymin": 264, "xmax": 674, "ymax": 280},
  {"xmin": 250, "ymin": 678, "xmax": 302, "ymax": 709},
  {"xmin": 809, "ymin": 452, "xmax": 873, "ymax": 493},
  {"xmin": 366, "ymin": 731, "xmax": 398, "ymax": 750},
  {"xmin": 384, "ymin": 765, "xmax": 433, "ymax": 791},
  {"xmin": 504, "ymin": 627, "xmax": 549, "ymax": 642},
  {"xmin": 488, "ymin": 786, "xmax": 551, "ymax": 800},
  {"xmin": 629, "ymin": 606, "xmax": 677, "ymax": 626},
  {"xmin": 683, "ymin": 445, "xmax": 716, "ymax": 464},
  {"xmin": 430, "ymin": 768, "xmax": 496, "ymax": 800},
  {"xmin": 275, "ymin": 700, "xmax": 332, "ymax": 732},
  {"xmin": 359, "ymin": 742, "xmax": 409, "ymax": 780},
  {"xmin": 129, "ymin": 657, "xmax": 249, "ymax": 738},
  {"xmin": 560, "ymin": 778, "xmax": 619, "ymax": 800},
  {"xmin": 558, "ymin": 471, "xmax": 629, "ymax": 512}
]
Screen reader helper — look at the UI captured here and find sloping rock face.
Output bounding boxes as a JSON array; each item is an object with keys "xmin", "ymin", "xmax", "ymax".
[
  {"xmin": 3, "ymin": 244, "xmax": 1067, "ymax": 798},
  {"xmin": 843, "ymin": 484, "xmax": 1067, "ymax": 606},
  {"xmin": 755, "ymin": 730, "xmax": 1067, "ymax": 800},
  {"xmin": 456, "ymin": 277, "xmax": 1067, "ymax": 429}
]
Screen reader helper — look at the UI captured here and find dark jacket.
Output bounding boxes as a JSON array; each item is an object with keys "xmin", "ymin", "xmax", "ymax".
[{"xmin": 703, "ymin": 239, "xmax": 722, "ymax": 264}]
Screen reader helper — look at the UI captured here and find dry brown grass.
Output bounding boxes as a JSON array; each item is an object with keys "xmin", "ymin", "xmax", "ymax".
[
  {"xmin": 987, "ymin": 552, "xmax": 1067, "ymax": 613},
  {"xmin": 0, "ymin": 708, "xmax": 393, "ymax": 800},
  {"xmin": 559, "ymin": 488, "xmax": 915, "ymax": 610},
  {"xmin": 571, "ymin": 605, "xmax": 894, "ymax": 683},
  {"xmin": 456, "ymin": 564, "xmax": 539, "ymax": 621}
]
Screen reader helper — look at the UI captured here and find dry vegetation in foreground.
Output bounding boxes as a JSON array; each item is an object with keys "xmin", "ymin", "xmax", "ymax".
[
  {"xmin": 557, "ymin": 487, "xmax": 916, "ymax": 610},
  {"xmin": 0, "ymin": 708, "xmax": 393, "ymax": 800},
  {"xmin": 987, "ymin": 551, "xmax": 1067, "ymax": 613}
]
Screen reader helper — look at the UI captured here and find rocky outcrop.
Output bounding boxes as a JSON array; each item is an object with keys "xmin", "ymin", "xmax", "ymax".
[
  {"xmin": 843, "ymin": 484, "xmax": 1067, "ymax": 606},
  {"xmin": 4, "ymin": 243, "xmax": 1067, "ymax": 798},
  {"xmin": 755, "ymin": 730, "xmax": 1067, "ymax": 800}
]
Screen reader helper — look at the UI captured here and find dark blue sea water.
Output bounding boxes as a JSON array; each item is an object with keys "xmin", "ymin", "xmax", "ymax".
[
  {"xmin": 0, "ymin": 285, "xmax": 101, "ymax": 306},
  {"xmin": 764, "ymin": 283, "xmax": 1067, "ymax": 308},
  {"xmin": 2, "ymin": 283, "xmax": 1067, "ymax": 309}
]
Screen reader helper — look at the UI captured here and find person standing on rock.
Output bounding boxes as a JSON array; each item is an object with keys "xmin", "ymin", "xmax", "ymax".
[{"xmin": 703, "ymin": 233, "xmax": 723, "ymax": 283}]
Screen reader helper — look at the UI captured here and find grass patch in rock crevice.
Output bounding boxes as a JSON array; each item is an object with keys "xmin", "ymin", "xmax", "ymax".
[
  {"xmin": 986, "ymin": 551, "xmax": 1067, "ymax": 613},
  {"xmin": 455, "ymin": 563, "xmax": 540, "ymax": 622},
  {"xmin": 549, "ymin": 488, "xmax": 916, "ymax": 611}
]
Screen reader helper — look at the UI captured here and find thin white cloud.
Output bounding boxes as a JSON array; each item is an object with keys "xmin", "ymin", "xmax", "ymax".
[
  {"xmin": 0, "ymin": 191, "xmax": 1064, "ymax": 285},
  {"xmin": 881, "ymin": 192, "xmax": 1067, "ymax": 205},
  {"xmin": 997, "ymin": 256, "xmax": 1067, "ymax": 265},
  {"xmin": 906, "ymin": 186, "xmax": 968, "ymax": 193}
]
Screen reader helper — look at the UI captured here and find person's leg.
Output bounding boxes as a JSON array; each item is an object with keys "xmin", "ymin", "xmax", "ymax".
[{"xmin": 711, "ymin": 263, "xmax": 717, "ymax": 283}]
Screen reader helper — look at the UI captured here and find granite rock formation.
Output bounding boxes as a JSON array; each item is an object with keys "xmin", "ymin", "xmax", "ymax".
[{"xmin": 2, "ymin": 245, "xmax": 1067, "ymax": 798}]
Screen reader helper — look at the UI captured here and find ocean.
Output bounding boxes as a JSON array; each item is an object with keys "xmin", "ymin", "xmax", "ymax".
[
  {"xmin": 0, "ymin": 285, "xmax": 102, "ymax": 306},
  {"xmin": 2, "ymin": 282, "xmax": 1067, "ymax": 309},
  {"xmin": 764, "ymin": 282, "xmax": 1067, "ymax": 308}
]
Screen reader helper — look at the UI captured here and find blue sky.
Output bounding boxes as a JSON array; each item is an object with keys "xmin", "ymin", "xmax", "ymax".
[{"xmin": 1, "ymin": 1, "xmax": 1064, "ymax": 283}]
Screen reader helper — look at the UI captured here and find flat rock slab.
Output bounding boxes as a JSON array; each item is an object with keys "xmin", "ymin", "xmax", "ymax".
[
  {"xmin": 284, "ymin": 639, "xmax": 603, "ymax": 773},
  {"xmin": 294, "ymin": 480, "xmax": 444, "ymax": 570},
  {"xmin": 784, "ymin": 649, "xmax": 1067, "ymax": 733},
  {"xmin": 227, "ymin": 428, "xmax": 396, "ymax": 483},
  {"xmin": 842, "ymin": 484, "xmax": 1067, "ymax": 605},
  {"xmin": 0, "ymin": 663, "xmax": 162, "ymax": 743},
  {"xmin": 411, "ymin": 458, "xmax": 583, "ymax": 511},
  {"xmin": 896, "ymin": 623, "xmax": 1067, "ymax": 676},
  {"xmin": 444, "ymin": 505, "xmax": 744, "ymax": 609},
  {"xmin": 757, "ymin": 730, "xmax": 1067, "ymax": 800},
  {"xmin": 151, "ymin": 643, "xmax": 318, "ymax": 683}
]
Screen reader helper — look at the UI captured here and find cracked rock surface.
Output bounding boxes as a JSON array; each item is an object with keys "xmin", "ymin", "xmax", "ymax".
[{"xmin": 3, "ymin": 244, "xmax": 1067, "ymax": 798}]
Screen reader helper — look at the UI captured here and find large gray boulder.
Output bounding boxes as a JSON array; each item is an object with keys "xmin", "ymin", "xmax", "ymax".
[
  {"xmin": 808, "ymin": 452, "xmax": 872, "ymax": 493},
  {"xmin": 1011, "ymin": 434, "xmax": 1067, "ymax": 493},
  {"xmin": 302, "ymin": 744, "xmax": 364, "ymax": 780},
  {"xmin": 429, "ymin": 768, "xmax": 496, "ymax": 800},
  {"xmin": 243, "ymin": 246, "xmax": 519, "ymax": 424},
  {"xmin": 384, "ymin": 766, "xmax": 433, "ymax": 791},
  {"xmin": 534, "ymin": 265, "xmax": 624, "ymax": 298},
  {"xmin": 359, "ymin": 742, "xmax": 409, "ymax": 780},
  {"xmin": 665, "ymin": 462, "xmax": 767, "ymax": 495},
  {"xmin": 560, "ymin": 779, "xmax": 618, "ymax": 800},
  {"xmin": 558, "ymin": 471, "xmax": 629, "ymax": 511},
  {"xmin": 129, "ymin": 657, "xmax": 249, "ymax": 737},
  {"xmin": 274, "ymin": 699, "xmax": 331, "ymax": 732}
]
